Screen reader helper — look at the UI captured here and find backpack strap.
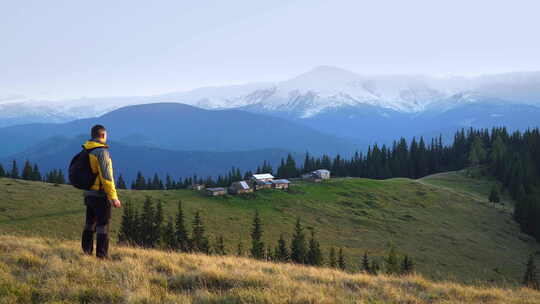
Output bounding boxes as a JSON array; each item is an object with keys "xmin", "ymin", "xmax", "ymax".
[{"xmin": 82, "ymin": 145, "xmax": 109, "ymax": 191}]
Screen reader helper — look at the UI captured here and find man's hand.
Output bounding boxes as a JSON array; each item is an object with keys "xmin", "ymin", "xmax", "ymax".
[{"xmin": 110, "ymin": 199, "xmax": 122, "ymax": 208}]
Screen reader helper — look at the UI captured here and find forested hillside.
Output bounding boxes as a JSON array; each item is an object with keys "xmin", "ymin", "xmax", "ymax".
[{"xmin": 1, "ymin": 170, "xmax": 539, "ymax": 285}]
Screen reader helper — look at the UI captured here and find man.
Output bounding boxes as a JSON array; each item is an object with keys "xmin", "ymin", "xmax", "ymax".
[{"xmin": 81, "ymin": 124, "xmax": 122, "ymax": 258}]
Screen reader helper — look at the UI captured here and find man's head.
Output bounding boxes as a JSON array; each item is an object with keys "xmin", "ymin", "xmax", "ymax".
[{"xmin": 91, "ymin": 124, "xmax": 107, "ymax": 143}]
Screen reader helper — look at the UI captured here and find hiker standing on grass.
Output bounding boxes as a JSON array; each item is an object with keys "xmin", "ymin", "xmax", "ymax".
[{"xmin": 73, "ymin": 125, "xmax": 121, "ymax": 258}]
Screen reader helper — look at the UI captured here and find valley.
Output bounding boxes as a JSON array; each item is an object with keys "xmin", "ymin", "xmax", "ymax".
[{"xmin": 1, "ymin": 169, "xmax": 538, "ymax": 285}]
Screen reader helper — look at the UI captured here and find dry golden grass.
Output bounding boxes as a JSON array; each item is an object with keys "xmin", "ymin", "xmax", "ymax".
[{"xmin": 0, "ymin": 234, "xmax": 539, "ymax": 304}]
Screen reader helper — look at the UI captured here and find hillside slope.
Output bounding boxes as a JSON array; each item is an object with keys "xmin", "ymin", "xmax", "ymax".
[
  {"xmin": 1, "ymin": 174, "xmax": 538, "ymax": 285},
  {"xmin": 419, "ymin": 168, "xmax": 514, "ymax": 207},
  {"xmin": 1, "ymin": 235, "xmax": 539, "ymax": 304}
]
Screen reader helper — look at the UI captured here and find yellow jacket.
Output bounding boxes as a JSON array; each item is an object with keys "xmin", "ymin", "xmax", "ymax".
[{"xmin": 83, "ymin": 140, "xmax": 118, "ymax": 201}]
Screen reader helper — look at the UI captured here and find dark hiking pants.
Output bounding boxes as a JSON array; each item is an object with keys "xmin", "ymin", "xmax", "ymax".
[{"xmin": 81, "ymin": 196, "xmax": 111, "ymax": 258}]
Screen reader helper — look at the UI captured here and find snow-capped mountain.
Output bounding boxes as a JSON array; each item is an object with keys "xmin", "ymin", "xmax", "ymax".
[
  {"xmin": 2, "ymin": 66, "xmax": 540, "ymax": 127},
  {"xmin": 154, "ymin": 66, "xmax": 540, "ymax": 117},
  {"xmin": 159, "ymin": 66, "xmax": 459, "ymax": 116}
]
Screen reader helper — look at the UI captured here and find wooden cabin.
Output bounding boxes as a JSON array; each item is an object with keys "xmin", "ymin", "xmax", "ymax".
[
  {"xmin": 313, "ymin": 169, "xmax": 331, "ymax": 179},
  {"xmin": 229, "ymin": 180, "xmax": 253, "ymax": 194},
  {"xmin": 206, "ymin": 187, "xmax": 226, "ymax": 196},
  {"xmin": 303, "ymin": 169, "xmax": 330, "ymax": 182},
  {"xmin": 251, "ymin": 173, "xmax": 275, "ymax": 183},
  {"xmin": 254, "ymin": 179, "xmax": 272, "ymax": 190},
  {"xmin": 271, "ymin": 179, "xmax": 290, "ymax": 189}
]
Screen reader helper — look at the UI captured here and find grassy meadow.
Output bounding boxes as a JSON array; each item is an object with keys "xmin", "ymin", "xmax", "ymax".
[
  {"xmin": 1, "ymin": 234, "xmax": 539, "ymax": 304},
  {"xmin": 0, "ymin": 169, "xmax": 539, "ymax": 286}
]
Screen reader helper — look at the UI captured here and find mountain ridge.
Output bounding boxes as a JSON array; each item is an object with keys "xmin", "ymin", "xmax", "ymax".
[
  {"xmin": 0, "ymin": 102, "xmax": 356, "ymax": 158},
  {"xmin": 3, "ymin": 67, "xmax": 540, "ymax": 127},
  {"xmin": 0, "ymin": 134, "xmax": 298, "ymax": 181}
]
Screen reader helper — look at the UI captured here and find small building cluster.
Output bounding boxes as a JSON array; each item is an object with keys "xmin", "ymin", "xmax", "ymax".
[
  {"xmin": 197, "ymin": 169, "xmax": 330, "ymax": 197},
  {"xmin": 197, "ymin": 173, "xmax": 294, "ymax": 197}
]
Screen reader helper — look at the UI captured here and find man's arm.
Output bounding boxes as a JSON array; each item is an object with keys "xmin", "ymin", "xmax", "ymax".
[{"xmin": 96, "ymin": 149, "xmax": 119, "ymax": 203}]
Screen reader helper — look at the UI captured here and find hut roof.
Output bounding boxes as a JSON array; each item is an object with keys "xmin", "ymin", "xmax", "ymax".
[
  {"xmin": 231, "ymin": 181, "xmax": 249, "ymax": 190},
  {"xmin": 271, "ymin": 179, "xmax": 291, "ymax": 184},
  {"xmin": 207, "ymin": 187, "xmax": 225, "ymax": 192},
  {"xmin": 252, "ymin": 173, "xmax": 274, "ymax": 180}
]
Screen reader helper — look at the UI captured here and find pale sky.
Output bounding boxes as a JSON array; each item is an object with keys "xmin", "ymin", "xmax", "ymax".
[{"xmin": 1, "ymin": 0, "xmax": 539, "ymax": 100}]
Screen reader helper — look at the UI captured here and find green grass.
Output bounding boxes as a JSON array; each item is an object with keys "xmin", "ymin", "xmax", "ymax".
[
  {"xmin": 419, "ymin": 167, "xmax": 513, "ymax": 208},
  {"xmin": 0, "ymin": 172, "xmax": 538, "ymax": 286}
]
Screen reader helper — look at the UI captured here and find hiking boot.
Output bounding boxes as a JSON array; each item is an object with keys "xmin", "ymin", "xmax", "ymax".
[
  {"xmin": 81, "ymin": 230, "xmax": 94, "ymax": 255},
  {"xmin": 96, "ymin": 233, "xmax": 109, "ymax": 259}
]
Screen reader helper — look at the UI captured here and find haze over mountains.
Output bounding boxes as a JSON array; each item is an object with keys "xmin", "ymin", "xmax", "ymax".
[
  {"xmin": 3, "ymin": 66, "xmax": 540, "ymax": 125},
  {"xmin": 1, "ymin": 66, "xmax": 540, "ymax": 179}
]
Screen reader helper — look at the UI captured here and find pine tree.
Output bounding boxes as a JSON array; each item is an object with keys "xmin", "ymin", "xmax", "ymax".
[
  {"xmin": 361, "ymin": 251, "xmax": 370, "ymax": 273},
  {"xmin": 132, "ymin": 209, "xmax": 143, "ymax": 246},
  {"xmin": 385, "ymin": 247, "xmax": 400, "ymax": 275},
  {"xmin": 165, "ymin": 174, "xmax": 173, "ymax": 190},
  {"xmin": 283, "ymin": 154, "xmax": 298, "ymax": 178},
  {"xmin": 31, "ymin": 164, "xmax": 41, "ymax": 181},
  {"xmin": 0, "ymin": 164, "xmax": 5, "ymax": 177},
  {"xmin": 237, "ymin": 241, "xmax": 244, "ymax": 256},
  {"xmin": 56, "ymin": 170, "xmax": 66, "ymax": 184},
  {"xmin": 369, "ymin": 260, "xmax": 380, "ymax": 275},
  {"xmin": 306, "ymin": 230, "xmax": 323, "ymax": 266},
  {"xmin": 158, "ymin": 176, "xmax": 164, "ymax": 190},
  {"xmin": 118, "ymin": 200, "xmax": 134, "ymax": 244},
  {"xmin": 468, "ymin": 136, "xmax": 486, "ymax": 167},
  {"xmin": 153, "ymin": 200, "xmax": 164, "ymax": 247},
  {"xmin": 117, "ymin": 174, "xmax": 127, "ymax": 189},
  {"xmin": 10, "ymin": 160, "xmax": 19, "ymax": 179},
  {"xmin": 162, "ymin": 216, "xmax": 176, "ymax": 249},
  {"xmin": 134, "ymin": 171, "xmax": 146, "ymax": 190},
  {"xmin": 175, "ymin": 201, "xmax": 190, "ymax": 252},
  {"xmin": 338, "ymin": 248, "xmax": 346, "ymax": 271},
  {"xmin": 328, "ymin": 247, "xmax": 337, "ymax": 268},
  {"xmin": 523, "ymin": 254, "xmax": 539, "ymax": 290},
  {"xmin": 400, "ymin": 254, "xmax": 414, "ymax": 275},
  {"xmin": 48, "ymin": 170, "xmax": 56, "ymax": 183},
  {"xmin": 191, "ymin": 211, "xmax": 209, "ymax": 253},
  {"xmin": 264, "ymin": 246, "xmax": 273, "ymax": 261},
  {"xmin": 150, "ymin": 173, "xmax": 161, "ymax": 190},
  {"xmin": 489, "ymin": 186, "xmax": 500, "ymax": 205},
  {"xmin": 290, "ymin": 218, "xmax": 307, "ymax": 264},
  {"xmin": 22, "ymin": 160, "xmax": 32, "ymax": 180},
  {"xmin": 140, "ymin": 197, "xmax": 155, "ymax": 247},
  {"xmin": 250, "ymin": 210, "xmax": 265, "ymax": 259},
  {"xmin": 274, "ymin": 233, "xmax": 289, "ymax": 262},
  {"xmin": 214, "ymin": 235, "xmax": 226, "ymax": 255}
]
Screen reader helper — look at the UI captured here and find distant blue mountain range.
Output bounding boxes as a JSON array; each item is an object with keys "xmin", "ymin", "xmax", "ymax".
[
  {"xmin": 0, "ymin": 103, "xmax": 356, "ymax": 158},
  {"xmin": 0, "ymin": 135, "xmax": 296, "ymax": 182}
]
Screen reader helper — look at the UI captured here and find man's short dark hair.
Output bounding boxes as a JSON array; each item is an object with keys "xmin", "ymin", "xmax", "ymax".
[{"xmin": 91, "ymin": 124, "xmax": 106, "ymax": 139}]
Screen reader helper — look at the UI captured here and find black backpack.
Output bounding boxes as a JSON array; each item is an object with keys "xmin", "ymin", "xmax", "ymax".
[{"xmin": 68, "ymin": 146, "xmax": 101, "ymax": 190}]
